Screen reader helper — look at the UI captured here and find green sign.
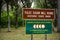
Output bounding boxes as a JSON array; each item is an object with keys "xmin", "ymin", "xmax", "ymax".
[{"xmin": 26, "ymin": 20, "xmax": 52, "ymax": 34}]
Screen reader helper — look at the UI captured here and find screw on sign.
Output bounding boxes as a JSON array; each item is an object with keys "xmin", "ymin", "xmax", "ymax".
[{"xmin": 33, "ymin": 24, "xmax": 45, "ymax": 29}]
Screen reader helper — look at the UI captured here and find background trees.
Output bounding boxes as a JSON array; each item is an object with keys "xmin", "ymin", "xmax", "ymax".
[{"xmin": 0, "ymin": 0, "xmax": 57, "ymax": 31}]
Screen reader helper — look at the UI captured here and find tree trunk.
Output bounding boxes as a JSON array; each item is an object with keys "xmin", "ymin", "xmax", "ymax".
[
  {"xmin": 26, "ymin": 0, "xmax": 31, "ymax": 8},
  {"xmin": 15, "ymin": 10, "xmax": 18, "ymax": 29},
  {"xmin": 45, "ymin": 0, "xmax": 47, "ymax": 8},
  {"xmin": 14, "ymin": 0, "xmax": 19, "ymax": 29},
  {"xmin": 57, "ymin": 0, "xmax": 60, "ymax": 32},
  {"xmin": 7, "ymin": 3, "xmax": 11, "ymax": 32},
  {"xmin": 0, "ymin": 5, "xmax": 1, "ymax": 32}
]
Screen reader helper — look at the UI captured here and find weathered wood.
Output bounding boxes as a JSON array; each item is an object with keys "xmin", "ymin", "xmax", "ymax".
[
  {"xmin": 31, "ymin": 34, "xmax": 33, "ymax": 40},
  {"xmin": 45, "ymin": 34, "xmax": 47, "ymax": 40}
]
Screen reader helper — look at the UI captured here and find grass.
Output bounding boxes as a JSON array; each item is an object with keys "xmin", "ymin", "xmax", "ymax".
[{"xmin": 0, "ymin": 27, "xmax": 60, "ymax": 40}]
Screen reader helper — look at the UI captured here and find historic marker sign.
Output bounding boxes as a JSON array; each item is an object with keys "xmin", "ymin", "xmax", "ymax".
[
  {"xmin": 26, "ymin": 20, "xmax": 52, "ymax": 34},
  {"xmin": 22, "ymin": 8, "xmax": 55, "ymax": 20},
  {"xmin": 22, "ymin": 8, "xmax": 55, "ymax": 34}
]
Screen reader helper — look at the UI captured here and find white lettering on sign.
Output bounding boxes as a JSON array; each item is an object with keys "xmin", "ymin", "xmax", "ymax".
[
  {"xmin": 24, "ymin": 11, "xmax": 32, "ymax": 14},
  {"xmin": 27, "ymin": 15, "xmax": 37, "ymax": 17},
  {"xmin": 45, "ymin": 15, "xmax": 51, "ymax": 18},
  {"xmin": 33, "ymin": 24, "xmax": 45, "ymax": 29},
  {"xmin": 33, "ymin": 11, "xmax": 40, "ymax": 14},
  {"xmin": 47, "ymin": 12, "xmax": 53, "ymax": 15},
  {"xmin": 38, "ymin": 15, "xmax": 44, "ymax": 18},
  {"xmin": 41, "ymin": 12, "xmax": 46, "ymax": 15},
  {"xmin": 23, "ymin": 8, "xmax": 54, "ymax": 20}
]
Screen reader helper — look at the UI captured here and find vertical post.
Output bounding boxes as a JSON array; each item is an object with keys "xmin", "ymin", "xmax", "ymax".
[
  {"xmin": 7, "ymin": 3, "xmax": 11, "ymax": 32},
  {"xmin": 0, "ymin": 5, "xmax": 1, "ymax": 32},
  {"xmin": 57, "ymin": 0, "xmax": 60, "ymax": 32},
  {"xmin": 31, "ymin": 34, "xmax": 33, "ymax": 40},
  {"xmin": 15, "ymin": 10, "xmax": 18, "ymax": 29},
  {"xmin": 45, "ymin": 0, "xmax": 47, "ymax": 8},
  {"xmin": 45, "ymin": 34, "xmax": 47, "ymax": 40},
  {"xmin": 0, "ymin": 0, "xmax": 2, "ymax": 32}
]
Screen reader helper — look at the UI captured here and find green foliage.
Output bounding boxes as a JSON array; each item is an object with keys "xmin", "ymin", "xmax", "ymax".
[
  {"xmin": 1, "ymin": 0, "xmax": 57, "ymax": 28},
  {"xmin": 1, "ymin": 10, "xmax": 23, "ymax": 27},
  {"xmin": 1, "ymin": 11, "xmax": 8, "ymax": 23},
  {"xmin": 32, "ymin": 0, "xmax": 47, "ymax": 8},
  {"xmin": 46, "ymin": 0, "xmax": 57, "ymax": 8}
]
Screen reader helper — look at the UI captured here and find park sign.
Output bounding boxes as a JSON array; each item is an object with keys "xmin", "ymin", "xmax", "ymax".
[
  {"xmin": 22, "ymin": 8, "xmax": 55, "ymax": 34},
  {"xmin": 22, "ymin": 8, "xmax": 55, "ymax": 20},
  {"xmin": 26, "ymin": 20, "xmax": 52, "ymax": 34}
]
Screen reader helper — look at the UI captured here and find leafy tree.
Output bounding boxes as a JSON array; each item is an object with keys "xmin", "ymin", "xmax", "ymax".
[
  {"xmin": 46, "ymin": 0, "xmax": 57, "ymax": 8},
  {"xmin": 5, "ymin": 0, "xmax": 11, "ymax": 32},
  {"xmin": 21, "ymin": 0, "xmax": 32, "ymax": 8},
  {"xmin": 14, "ymin": 0, "xmax": 19, "ymax": 29},
  {"xmin": 0, "ymin": 0, "xmax": 3, "ymax": 31},
  {"xmin": 31, "ymin": 0, "xmax": 46, "ymax": 8}
]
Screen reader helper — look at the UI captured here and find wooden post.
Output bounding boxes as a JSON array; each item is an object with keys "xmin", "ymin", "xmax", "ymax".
[
  {"xmin": 45, "ymin": 34, "xmax": 47, "ymax": 40},
  {"xmin": 31, "ymin": 34, "xmax": 33, "ymax": 40}
]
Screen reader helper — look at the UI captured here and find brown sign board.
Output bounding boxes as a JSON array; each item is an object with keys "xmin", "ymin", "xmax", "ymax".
[{"xmin": 22, "ymin": 8, "xmax": 55, "ymax": 20}]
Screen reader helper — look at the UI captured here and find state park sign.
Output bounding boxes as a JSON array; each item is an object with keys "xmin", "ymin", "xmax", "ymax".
[
  {"xmin": 22, "ymin": 8, "xmax": 55, "ymax": 34},
  {"xmin": 26, "ymin": 20, "xmax": 52, "ymax": 34},
  {"xmin": 22, "ymin": 8, "xmax": 55, "ymax": 20}
]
